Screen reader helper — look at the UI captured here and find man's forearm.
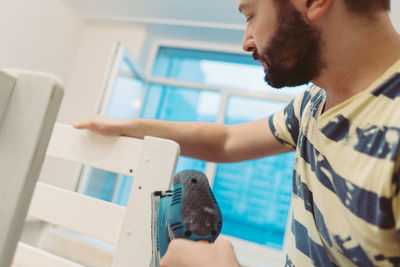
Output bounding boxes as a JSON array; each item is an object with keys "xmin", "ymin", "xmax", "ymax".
[
  {"xmin": 121, "ymin": 119, "xmax": 230, "ymax": 162},
  {"xmin": 74, "ymin": 115, "xmax": 289, "ymax": 163}
]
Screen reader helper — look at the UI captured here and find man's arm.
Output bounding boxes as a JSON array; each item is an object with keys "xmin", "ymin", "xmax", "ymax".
[{"xmin": 74, "ymin": 115, "xmax": 292, "ymax": 163}]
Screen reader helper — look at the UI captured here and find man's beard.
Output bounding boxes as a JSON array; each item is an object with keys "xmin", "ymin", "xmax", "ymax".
[{"xmin": 254, "ymin": 2, "xmax": 325, "ymax": 88}]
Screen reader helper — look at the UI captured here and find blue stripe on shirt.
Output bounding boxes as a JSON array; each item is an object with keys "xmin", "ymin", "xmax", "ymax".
[
  {"xmin": 332, "ymin": 235, "xmax": 374, "ymax": 266},
  {"xmin": 293, "ymin": 170, "xmax": 332, "ymax": 246},
  {"xmin": 320, "ymin": 115, "xmax": 351, "ymax": 142},
  {"xmin": 310, "ymin": 89, "xmax": 325, "ymax": 118},
  {"xmin": 393, "ymin": 168, "xmax": 400, "ymax": 196},
  {"xmin": 268, "ymin": 116, "xmax": 296, "ymax": 148},
  {"xmin": 291, "ymin": 216, "xmax": 334, "ymax": 266},
  {"xmin": 298, "ymin": 135, "xmax": 395, "ymax": 229},
  {"xmin": 353, "ymin": 125, "xmax": 400, "ymax": 161},
  {"xmin": 371, "ymin": 73, "xmax": 400, "ymax": 99},
  {"xmin": 374, "ymin": 253, "xmax": 400, "ymax": 265},
  {"xmin": 321, "ymin": 115, "xmax": 400, "ymax": 161},
  {"xmin": 283, "ymin": 99, "xmax": 300, "ymax": 145},
  {"xmin": 298, "ymin": 134, "xmax": 336, "ymax": 192},
  {"xmin": 300, "ymin": 90, "xmax": 312, "ymax": 118},
  {"xmin": 293, "ymin": 171, "xmax": 378, "ymax": 266}
]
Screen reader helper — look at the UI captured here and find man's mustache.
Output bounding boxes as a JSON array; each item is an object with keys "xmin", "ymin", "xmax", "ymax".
[{"xmin": 252, "ymin": 51, "xmax": 260, "ymax": 61}]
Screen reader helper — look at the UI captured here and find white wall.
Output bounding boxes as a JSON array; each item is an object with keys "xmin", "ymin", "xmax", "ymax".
[
  {"xmin": 0, "ymin": 0, "xmax": 147, "ymax": 190},
  {"xmin": 0, "ymin": 0, "xmax": 85, "ymax": 190},
  {"xmin": 0, "ymin": 0, "xmax": 84, "ymax": 83},
  {"xmin": 390, "ymin": 0, "xmax": 400, "ymax": 33},
  {"xmin": 61, "ymin": 21, "xmax": 146, "ymax": 124},
  {"xmin": 40, "ymin": 21, "xmax": 147, "ymax": 190}
]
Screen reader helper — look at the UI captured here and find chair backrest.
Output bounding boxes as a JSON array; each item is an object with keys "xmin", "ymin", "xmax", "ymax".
[
  {"xmin": 12, "ymin": 123, "xmax": 180, "ymax": 267},
  {"xmin": 0, "ymin": 71, "xmax": 15, "ymax": 128},
  {"xmin": 0, "ymin": 70, "xmax": 64, "ymax": 267}
]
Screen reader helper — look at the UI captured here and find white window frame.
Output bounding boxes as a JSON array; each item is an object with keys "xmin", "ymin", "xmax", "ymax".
[{"xmin": 76, "ymin": 42, "xmax": 145, "ymax": 203}]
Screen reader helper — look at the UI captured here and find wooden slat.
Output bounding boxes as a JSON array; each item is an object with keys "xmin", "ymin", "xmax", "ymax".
[
  {"xmin": 13, "ymin": 242, "xmax": 84, "ymax": 267},
  {"xmin": 29, "ymin": 182, "xmax": 126, "ymax": 244},
  {"xmin": 0, "ymin": 70, "xmax": 64, "ymax": 267},
  {"xmin": 112, "ymin": 136, "xmax": 180, "ymax": 266},
  {"xmin": 47, "ymin": 123, "xmax": 143, "ymax": 176},
  {"xmin": 28, "ymin": 126, "xmax": 179, "ymax": 266},
  {"xmin": 0, "ymin": 71, "xmax": 15, "ymax": 127}
]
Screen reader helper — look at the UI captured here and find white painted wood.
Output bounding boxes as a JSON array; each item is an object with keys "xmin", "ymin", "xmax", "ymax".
[
  {"xmin": 28, "ymin": 182, "xmax": 126, "ymax": 244},
  {"xmin": 47, "ymin": 123, "xmax": 142, "ymax": 176},
  {"xmin": 0, "ymin": 70, "xmax": 64, "ymax": 267},
  {"xmin": 13, "ymin": 242, "xmax": 84, "ymax": 267},
  {"xmin": 95, "ymin": 41, "xmax": 124, "ymax": 116},
  {"xmin": 112, "ymin": 136, "xmax": 180, "ymax": 267},
  {"xmin": 13, "ymin": 123, "xmax": 179, "ymax": 266},
  {"xmin": 0, "ymin": 71, "xmax": 15, "ymax": 128}
]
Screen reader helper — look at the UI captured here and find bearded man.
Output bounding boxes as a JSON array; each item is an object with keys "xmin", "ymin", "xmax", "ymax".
[{"xmin": 75, "ymin": 0, "xmax": 400, "ymax": 266}]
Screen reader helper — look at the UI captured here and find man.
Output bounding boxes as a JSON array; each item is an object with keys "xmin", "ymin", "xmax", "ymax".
[{"xmin": 75, "ymin": 0, "xmax": 400, "ymax": 265}]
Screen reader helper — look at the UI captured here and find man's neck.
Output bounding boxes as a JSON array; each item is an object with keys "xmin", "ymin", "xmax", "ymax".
[{"xmin": 313, "ymin": 13, "xmax": 400, "ymax": 112}]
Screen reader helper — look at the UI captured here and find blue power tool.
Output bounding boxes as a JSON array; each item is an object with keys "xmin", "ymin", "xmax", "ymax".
[{"xmin": 150, "ymin": 170, "xmax": 223, "ymax": 266}]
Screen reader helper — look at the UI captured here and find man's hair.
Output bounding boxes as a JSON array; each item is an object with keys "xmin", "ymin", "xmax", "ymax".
[
  {"xmin": 342, "ymin": 0, "xmax": 391, "ymax": 15},
  {"xmin": 275, "ymin": 0, "xmax": 391, "ymax": 16}
]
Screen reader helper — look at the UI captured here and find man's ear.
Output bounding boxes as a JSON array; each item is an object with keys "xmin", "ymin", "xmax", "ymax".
[{"xmin": 304, "ymin": 0, "xmax": 332, "ymax": 22}]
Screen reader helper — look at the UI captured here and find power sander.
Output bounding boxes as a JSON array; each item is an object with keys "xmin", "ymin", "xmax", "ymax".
[{"xmin": 150, "ymin": 170, "xmax": 223, "ymax": 266}]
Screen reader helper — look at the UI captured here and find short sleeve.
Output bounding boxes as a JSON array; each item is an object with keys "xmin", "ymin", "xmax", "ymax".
[{"xmin": 268, "ymin": 88, "xmax": 312, "ymax": 149}]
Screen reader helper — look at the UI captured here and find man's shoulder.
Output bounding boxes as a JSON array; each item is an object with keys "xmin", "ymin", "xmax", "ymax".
[
  {"xmin": 370, "ymin": 72, "xmax": 400, "ymax": 100},
  {"xmin": 292, "ymin": 85, "xmax": 325, "ymax": 120}
]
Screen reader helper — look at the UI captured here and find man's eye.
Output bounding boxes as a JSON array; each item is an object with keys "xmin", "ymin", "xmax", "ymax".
[{"xmin": 246, "ymin": 15, "xmax": 254, "ymax": 22}]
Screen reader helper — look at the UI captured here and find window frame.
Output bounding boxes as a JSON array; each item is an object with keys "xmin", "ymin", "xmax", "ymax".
[
  {"xmin": 76, "ymin": 42, "xmax": 144, "ymax": 203},
  {"xmin": 143, "ymin": 39, "xmax": 293, "ymax": 266},
  {"xmin": 79, "ymin": 39, "xmax": 295, "ymax": 266}
]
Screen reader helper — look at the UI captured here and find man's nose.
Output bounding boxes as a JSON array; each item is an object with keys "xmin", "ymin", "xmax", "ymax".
[{"xmin": 241, "ymin": 28, "xmax": 256, "ymax": 52}]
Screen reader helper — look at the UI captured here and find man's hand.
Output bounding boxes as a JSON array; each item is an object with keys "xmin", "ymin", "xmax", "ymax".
[
  {"xmin": 160, "ymin": 238, "xmax": 240, "ymax": 267},
  {"xmin": 73, "ymin": 115, "xmax": 128, "ymax": 136}
]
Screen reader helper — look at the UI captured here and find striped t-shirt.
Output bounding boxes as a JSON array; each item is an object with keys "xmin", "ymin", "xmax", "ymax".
[{"xmin": 269, "ymin": 59, "xmax": 400, "ymax": 266}]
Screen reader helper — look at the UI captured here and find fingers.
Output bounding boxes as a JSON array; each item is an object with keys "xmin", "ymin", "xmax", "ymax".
[
  {"xmin": 72, "ymin": 120, "xmax": 89, "ymax": 129},
  {"xmin": 73, "ymin": 115, "xmax": 102, "ymax": 130},
  {"xmin": 72, "ymin": 115, "xmax": 122, "ymax": 136}
]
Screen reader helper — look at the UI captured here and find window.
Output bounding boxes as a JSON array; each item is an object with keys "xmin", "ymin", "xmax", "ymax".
[
  {"xmin": 214, "ymin": 96, "xmax": 293, "ymax": 249},
  {"xmin": 81, "ymin": 48, "xmax": 143, "ymax": 205},
  {"xmin": 81, "ymin": 42, "xmax": 307, "ymax": 265}
]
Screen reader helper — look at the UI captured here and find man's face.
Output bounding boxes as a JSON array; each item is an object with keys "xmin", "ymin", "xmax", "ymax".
[{"xmin": 240, "ymin": 0, "xmax": 325, "ymax": 88}]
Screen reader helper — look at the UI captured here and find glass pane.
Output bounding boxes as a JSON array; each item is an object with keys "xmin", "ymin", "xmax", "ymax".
[
  {"xmin": 141, "ymin": 84, "xmax": 221, "ymax": 173},
  {"xmin": 200, "ymin": 60, "xmax": 308, "ymax": 96},
  {"xmin": 106, "ymin": 76, "xmax": 144, "ymax": 119},
  {"xmin": 152, "ymin": 47, "xmax": 307, "ymax": 97},
  {"xmin": 84, "ymin": 56, "xmax": 142, "ymax": 204},
  {"xmin": 212, "ymin": 96, "xmax": 295, "ymax": 249},
  {"xmin": 84, "ymin": 168, "xmax": 118, "ymax": 202},
  {"xmin": 115, "ymin": 175, "xmax": 134, "ymax": 205}
]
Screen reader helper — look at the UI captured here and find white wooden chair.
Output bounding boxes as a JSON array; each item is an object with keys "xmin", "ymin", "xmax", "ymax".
[
  {"xmin": 12, "ymin": 123, "xmax": 180, "ymax": 267},
  {"xmin": 0, "ymin": 69, "xmax": 64, "ymax": 267}
]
